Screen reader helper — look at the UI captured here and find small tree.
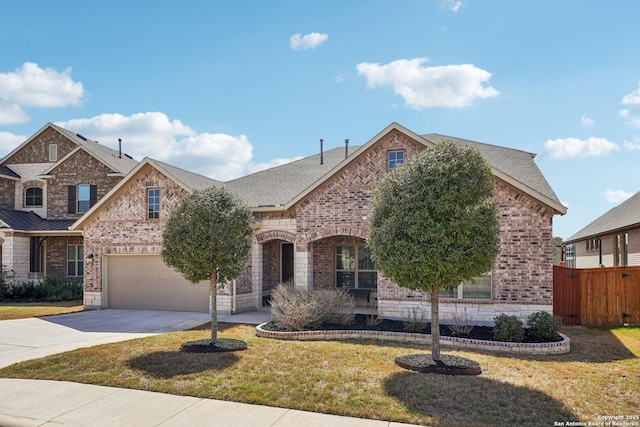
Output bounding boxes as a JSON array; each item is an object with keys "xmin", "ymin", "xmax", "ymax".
[
  {"xmin": 162, "ymin": 187, "xmax": 253, "ymax": 346},
  {"xmin": 367, "ymin": 141, "xmax": 500, "ymax": 364}
]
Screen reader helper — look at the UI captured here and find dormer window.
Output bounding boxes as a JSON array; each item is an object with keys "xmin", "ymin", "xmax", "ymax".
[{"xmin": 25, "ymin": 187, "xmax": 43, "ymax": 207}]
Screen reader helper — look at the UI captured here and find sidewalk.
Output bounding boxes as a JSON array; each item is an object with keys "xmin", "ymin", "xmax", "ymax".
[{"xmin": 0, "ymin": 379, "xmax": 419, "ymax": 427}]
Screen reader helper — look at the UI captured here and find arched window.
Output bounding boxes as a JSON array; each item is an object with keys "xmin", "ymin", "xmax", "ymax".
[{"xmin": 25, "ymin": 187, "xmax": 43, "ymax": 207}]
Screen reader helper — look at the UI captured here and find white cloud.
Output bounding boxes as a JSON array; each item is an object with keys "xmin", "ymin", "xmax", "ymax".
[
  {"xmin": 0, "ymin": 131, "xmax": 27, "ymax": 157},
  {"xmin": 290, "ymin": 32, "xmax": 328, "ymax": 51},
  {"xmin": 620, "ymin": 81, "xmax": 640, "ymax": 128},
  {"xmin": 0, "ymin": 62, "xmax": 84, "ymax": 124},
  {"xmin": 543, "ymin": 137, "xmax": 620, "ymax": 159},
  {"xmin": 623, "ymin": 137, "xmax": 640, "ymax": 151},
  {"xmin": 580, "ymin": 113, "xmax": 594, "ymax": 127},
  {"xmin": 356, "ymin": 58, "xmax": 498, "ymax": 109},
  {"xmin": 55, "ymin": 112, "xmax": 302, "ymax": 181},
  {"xmin": 601, "ymin": 189, "xmax": 634, "ymax": 204},
  {"xmin": 440, "ymin": 0, "xmax": 462, "ymax": 12}
]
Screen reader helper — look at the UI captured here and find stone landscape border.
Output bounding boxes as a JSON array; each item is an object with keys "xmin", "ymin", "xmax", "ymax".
[{"xmin": 255, "ymin": 323, "xmax": 570, "ymax": 355}]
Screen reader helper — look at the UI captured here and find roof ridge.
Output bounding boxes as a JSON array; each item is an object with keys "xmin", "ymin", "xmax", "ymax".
[{"xmin": 423, "ymin": 133, "xmax": 536, "ymax": 158}]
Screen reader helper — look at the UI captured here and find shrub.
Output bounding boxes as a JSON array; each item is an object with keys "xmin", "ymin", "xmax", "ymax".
[
  {"xmin": 4, "ymin": 277, "xmax": 82, "ymax": 302},
  {"xmin": 0, "ymin": 266, "xmax": 15, "ymax": 301},
  {"xmin": 270, "ymin": 283, "xmax": 354, "ymax": 331},
  {"xmin": 493, "ymin": 313, "xmax": 525, "ymax": 342},
  {"xmin": 527, "ymin": 311, "xmax": 562, "ymax": 341},
  {"xmin": 402, "ymin": 306, "xmax": 429, "ymax": 332},
  {"xmin": 9, "ymin": 282, "xmax": 36, "ymax": 299},
  {"xmin": 449, "ymin": 309, "xmax": 475, "ymax": 337}
]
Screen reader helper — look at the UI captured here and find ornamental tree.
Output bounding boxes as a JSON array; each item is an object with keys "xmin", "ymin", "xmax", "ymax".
[
  {"xmin": 162, "ymin": 187, "xmax": 253, "ymax": 345},
  {"xmin": 367, "ymin": 141, "xmax": 500, "ymax": 364}
]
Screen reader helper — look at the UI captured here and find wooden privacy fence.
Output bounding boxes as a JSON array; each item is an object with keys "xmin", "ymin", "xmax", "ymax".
[{"xmin": 553, "ymin": 266, "xmax": 640, "ymax": 325}]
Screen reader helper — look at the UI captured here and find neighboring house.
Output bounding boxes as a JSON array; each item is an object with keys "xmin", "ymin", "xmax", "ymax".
[
  {"xmin": 0, "ymin": 123, "xmax": 137, "ymax": 283},
  {"xmin": 72, "ymin": 122, "xmax": 566, "ymax": 324},
  {"xmin": 564, "ymin": 191, "xmax": 640, "ymax": 268}
]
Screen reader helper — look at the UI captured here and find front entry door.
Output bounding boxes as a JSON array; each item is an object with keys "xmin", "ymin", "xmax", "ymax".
[{"xmin": 281, "ymin": 243, "xmax": 294, "ymax": 283}]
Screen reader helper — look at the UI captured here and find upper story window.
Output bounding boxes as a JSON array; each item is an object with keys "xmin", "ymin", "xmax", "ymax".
[
  {"xmin": 48, "ymin": 144, "xmax": 58, "ymax": 162},
  {"xmin": 147, "ymin": 188, "xmax": 160, "ymax": 220},
  {"xmin": 68, "ymin": 184, "xmax": 97, "ymax": 214},
  {"xmin": 77, "ymin": 185, "xmax": 91, "ymax": 213},
  {"xmin": 25, "ymin": 187, "xmax": 43, "ymax": 207},
  {"xmin": 388, "ymin": 150, "xmax": 405, "ymax": 171},
  {"xmin": 586, "ymin": 238, "xmax": 599, "ymax": 252}
]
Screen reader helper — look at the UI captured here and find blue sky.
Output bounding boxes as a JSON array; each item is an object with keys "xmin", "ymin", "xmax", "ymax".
[{"xmin": 1, "ymin": 0, "xmax": 639, "ymax": 240}]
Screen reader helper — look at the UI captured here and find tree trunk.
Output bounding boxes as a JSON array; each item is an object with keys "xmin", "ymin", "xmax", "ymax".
[
  {"xmin": 210, "ymin": 271, "xmax": 217, "ymax": 343},
  {"xmin": 430, "ymin": 288, "xmax": 442, "ymax": 364}
]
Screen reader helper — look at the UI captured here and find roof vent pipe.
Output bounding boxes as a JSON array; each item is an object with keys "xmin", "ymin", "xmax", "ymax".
[
  {"xmin": 345, "ymin": 138, "xmax": 349, "ymax": 159},
  {"xmin": 320, "ymin": 139, "xmax": 324, "ymax": 165},
  {"xmin": 118, "ymin": 138, "xmax": 122, "ymax": 159}
]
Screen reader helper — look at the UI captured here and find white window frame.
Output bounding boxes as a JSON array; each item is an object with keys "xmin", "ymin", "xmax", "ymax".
[
  {"xmin": 388, "ymin": 150, "xmax": 405, "ymax": 171},
  {"xmin": 147, "ymin": 188, "xmax": 160, "ymax": 220},
  {"xmin": 67, "ymin": 244, "xmax": 84, "ymax": 277}
]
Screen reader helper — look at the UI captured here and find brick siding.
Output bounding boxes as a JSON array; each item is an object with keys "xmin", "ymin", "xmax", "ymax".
[
  {"xmin": 46, "ymin": 150, "xmax": 121, "ymax": 219},
  {"xmin": 7, "ymin": 127, "xmax": 77, "ymax": 164}
]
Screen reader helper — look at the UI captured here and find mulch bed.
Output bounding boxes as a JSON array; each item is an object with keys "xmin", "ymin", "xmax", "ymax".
[
  {"xmin": 261, "ymin": 314, "xmax": 561, "ymax": 344},
  {"xmin": 180, "ymin": 338, "xmax": 248, "ymax": 353},
  {"xmin": 395, "ymin": 354, "xmax": 482, "ymax": 375}
]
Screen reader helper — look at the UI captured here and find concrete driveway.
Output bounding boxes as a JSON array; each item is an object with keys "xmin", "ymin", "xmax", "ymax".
[{"xmin": 0, "ymin": 309, "xmax": 210, "ymax": 369}]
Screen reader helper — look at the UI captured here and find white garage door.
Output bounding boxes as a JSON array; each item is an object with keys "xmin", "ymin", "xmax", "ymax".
[{"xmin": 105, "ymin": 255, "xmax": 210, "ymax": 313}]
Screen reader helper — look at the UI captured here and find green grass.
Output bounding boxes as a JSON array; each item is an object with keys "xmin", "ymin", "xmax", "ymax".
[
  {"xmin": 0, "ymin": 324, "xmax": 638, "ymax": 427},
  {"xmin": 0, "ymin": 300, "xmax": 83, "ymax": 320}
]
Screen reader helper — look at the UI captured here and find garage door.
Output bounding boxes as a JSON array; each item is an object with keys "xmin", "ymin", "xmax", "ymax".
[{"xmin": 105, "ymin": 255, "xmax": 210, "ymax": 312}]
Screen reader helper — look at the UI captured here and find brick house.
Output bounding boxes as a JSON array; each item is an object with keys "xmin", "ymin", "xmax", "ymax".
[
  {"xmin": 72, "ymin": 122, "xmax": 566, "ymax": 324},
  {"xmin": 564, "ymin": 190, "xmax": 640, "ymax": 268},
  {"xmin": 0, "ymin": 123, "xmax": 137, "ymax": 283}
]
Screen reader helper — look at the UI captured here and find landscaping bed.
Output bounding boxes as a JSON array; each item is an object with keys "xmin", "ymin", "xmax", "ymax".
[{"xmin": 260, "ymin": 314, "xmax": 563, "ymax": 343}]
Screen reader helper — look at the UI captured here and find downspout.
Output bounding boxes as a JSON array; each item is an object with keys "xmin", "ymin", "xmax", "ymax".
[{"xmin": 597, "ymin": 236, "xmax": 602, "ymax": 267}]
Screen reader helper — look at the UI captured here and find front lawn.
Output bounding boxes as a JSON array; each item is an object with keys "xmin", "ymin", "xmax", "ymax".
[
  {"xmin": 0, "ymin": 300, "xmax": 83, "ymax": 320},
  {"xmin": 0, "ymin": 324, "xmax": 637, "ymax": 427}
]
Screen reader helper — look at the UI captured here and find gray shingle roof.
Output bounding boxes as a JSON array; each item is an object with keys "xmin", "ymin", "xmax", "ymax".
[
  {"xmin": 224, "ymin": 146, "xmax": 357, "ymax": 207},
  {"xmin": 152, "ymin": 159, "xmax": 223, "ymax": 191},
  {"xmin": 423, "ymin": 134, "xmax": 562, "ymax": 205},
  {"xmin": 0, "ymin": 209, "xmax": 75, "ymax": 231},
  {"xmin": 49, "ymin": 123, "xmax": 139, "ymax": 175},
  {"xmin": 566, "ymin": 191, "xmax": 640, "ymax": 243}
]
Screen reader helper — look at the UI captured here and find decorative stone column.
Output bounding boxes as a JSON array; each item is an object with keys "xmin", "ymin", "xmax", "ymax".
[
  {"xmin": 294, "ymin": 243, "xmax": 313, "ymax": 292},
  {"xmin": 251, "ymin": 241, "xmax": 263, "ymax": 308}
]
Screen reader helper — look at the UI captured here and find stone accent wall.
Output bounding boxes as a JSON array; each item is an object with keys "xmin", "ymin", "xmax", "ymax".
[
  {"xmin": 0, "ymin": 178, "xmax": 14, "ymax": 209},
  {"xmin": 47, "ymin": 150, "xmax": 121, "ymax": 219},
  {"xmin": 7, "ymin": 127, "xmax": 77, "ymax": 164}
]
